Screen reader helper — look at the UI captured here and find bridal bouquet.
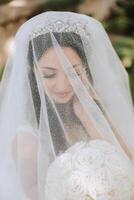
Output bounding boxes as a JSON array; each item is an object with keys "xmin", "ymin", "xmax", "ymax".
[{"xmin": 45, "ymin": 140, "xmax": 134, "ymax": 200}]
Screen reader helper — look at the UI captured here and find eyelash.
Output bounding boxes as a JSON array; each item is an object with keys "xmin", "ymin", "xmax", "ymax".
[
  {"xmin": 43, "ymin": 74, "xmax": 56, "ymax": 79},
  {"xmin": 42, "ymin": 71, "xmax": 81, "ymax": 79}
]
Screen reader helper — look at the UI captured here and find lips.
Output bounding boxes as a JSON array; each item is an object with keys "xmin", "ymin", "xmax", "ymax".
[{"xmin": 55, "ymin": 92, "xmax": 71, "ymax": 98}]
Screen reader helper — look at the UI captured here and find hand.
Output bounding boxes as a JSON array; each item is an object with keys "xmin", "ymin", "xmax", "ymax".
[
  {"xmin": 72, "ymin": 95, "xmax": 101, "ymax": 139},
  {"xmin": 72, "ymin": 69, "xmax": 92, "ymax": 120},
  {"xmin": 73, "ymin": 95, "xmax": 84, "ymax": 118}
]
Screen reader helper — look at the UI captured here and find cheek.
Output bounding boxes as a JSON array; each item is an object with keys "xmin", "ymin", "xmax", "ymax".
[{"xmin": 43, "ymin": 79, "xmax": 56, "ymax": 92}]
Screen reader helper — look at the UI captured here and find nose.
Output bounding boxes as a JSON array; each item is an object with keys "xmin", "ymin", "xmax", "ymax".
[{"xmin": 55, "ymin": 73, "xmax": 71, "ymax": 92}]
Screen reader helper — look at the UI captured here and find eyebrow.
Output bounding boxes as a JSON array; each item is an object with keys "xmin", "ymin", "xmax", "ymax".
[{"xmin": 41, "ymin": 64, "xmax": 81, "ymax": 70}]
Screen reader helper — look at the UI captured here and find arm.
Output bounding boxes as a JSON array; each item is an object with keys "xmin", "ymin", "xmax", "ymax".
[{"xmin": 12, "ymin": 132, "xmax": 38, "ymax": 200}]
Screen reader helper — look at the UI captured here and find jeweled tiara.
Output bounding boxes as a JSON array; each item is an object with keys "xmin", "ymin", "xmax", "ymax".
[{"xmin": 31, "ymin": 20, "xmax": 90, "ymax": 39}]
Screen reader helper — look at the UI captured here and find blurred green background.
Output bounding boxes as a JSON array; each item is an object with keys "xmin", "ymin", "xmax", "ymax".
[{"xmin": 0, "ymin": 0, "xmax": 134, "ymax": 101}]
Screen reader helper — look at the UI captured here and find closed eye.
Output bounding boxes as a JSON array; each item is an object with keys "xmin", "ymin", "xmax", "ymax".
[
  {"xmin": 40, "ymin": 67, "xmax": 57, "ymax": 78},
  {"xmin": 42, "ymin": 73, "xmax": 56, "ymax": 78}
]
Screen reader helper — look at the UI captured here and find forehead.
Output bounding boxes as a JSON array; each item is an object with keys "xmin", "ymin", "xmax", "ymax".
[{"xmin": 38, "ymin": 47, "xmax": 82, "ymax": 67}]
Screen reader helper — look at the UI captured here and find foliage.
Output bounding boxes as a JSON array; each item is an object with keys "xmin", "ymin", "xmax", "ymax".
[
  {"xmin": 112, "ymin": 35, "xmax": 134, "ymax": 68},
  {"xmin": 104, "ymin": 0, "xmax": 134, "ymax": 36},
  {"xmin": 103, "ymin": 0, "xmax": 134, "ymax": 101},
  {"xmin": 46, "ymin": 0, "xmax": 82, "ymax": 9},
  {"xmin": 0, "ymin": 0, "xmax": 11, "ymax": 5},
  {"xmin": 127, "ymin": 67, "xmax": 134, "ymax": 102}
]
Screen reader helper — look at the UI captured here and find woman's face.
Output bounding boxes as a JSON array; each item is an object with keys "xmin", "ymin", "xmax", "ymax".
[{"xmin": 38, "ymin": 47, "xmax": 84, "ymax": 104}]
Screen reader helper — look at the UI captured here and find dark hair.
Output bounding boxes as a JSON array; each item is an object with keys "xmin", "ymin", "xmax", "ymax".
[
  {"xmin": 30, "ymin": 32, "xmax": 88, "ymax": 65},
  {"xmin": 29, "ymin": 32, "xmax": 92, "ymax": 78},
  {"xmin": 28, "ymin": 32, "xmax": 92, "ymax": 121},
  {"xmin": 28, "ymin": 32, "xmax": 92, "ymax": 152}
]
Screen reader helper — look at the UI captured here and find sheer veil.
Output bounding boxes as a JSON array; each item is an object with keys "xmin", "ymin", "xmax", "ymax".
[{"xmin": 0, "ymin": 11, "xmax": 134, "ymax": 200}]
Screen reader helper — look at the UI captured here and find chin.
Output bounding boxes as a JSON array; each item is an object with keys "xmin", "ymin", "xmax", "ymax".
[{"xmin": 53, "ymin": 94, "xmax": 74, "ymax": 104}]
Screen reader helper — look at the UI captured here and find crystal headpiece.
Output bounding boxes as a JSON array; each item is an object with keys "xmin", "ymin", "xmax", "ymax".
[{"xmin": 31, "ymin": 20, "xmax": 90, "ymax": 39}]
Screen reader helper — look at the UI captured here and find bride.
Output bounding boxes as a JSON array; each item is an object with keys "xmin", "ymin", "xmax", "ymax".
[{"xmin": 0, "ymin": 11, "xmax": 134, "ymax": 200}]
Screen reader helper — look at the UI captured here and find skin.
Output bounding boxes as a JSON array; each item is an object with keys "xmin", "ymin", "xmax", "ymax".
[
  {"xmin": 38, "ymin": 47, "xmax": 132, "ymax": 156},
  {"xmin": 38, "ymin": 47, "xmax": 84, "ymax": 104},
  {"xmin": 12, "ymin": 47, "xmax": 99, "ymax": 200},
  {"xmin": 12, "ymin": 132, "xmax": 38, "ymax": 200},
  {"xmin": 38, "ymin": 46, "xmax": 102, "ymax": 139}
]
